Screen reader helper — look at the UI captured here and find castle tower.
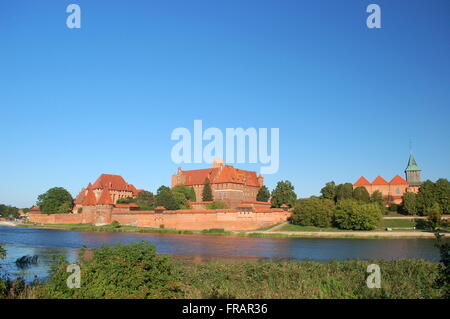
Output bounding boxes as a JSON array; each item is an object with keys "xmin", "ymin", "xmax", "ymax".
[{"xmin": 405, "ymin": 153, "xmax": 421, "ymax": 186}]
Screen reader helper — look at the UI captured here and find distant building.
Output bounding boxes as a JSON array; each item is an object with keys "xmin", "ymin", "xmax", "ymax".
[
  {"xmin": 172, "ymin": 159, "xmax": 264, "ymax": 208},
  {"xmin": 353, "ymin": 153, "xmax": 422, "ymax": 205},
  {"xmin": 73, "ymin": 174, "xmax": 143, "ymax": 213}
]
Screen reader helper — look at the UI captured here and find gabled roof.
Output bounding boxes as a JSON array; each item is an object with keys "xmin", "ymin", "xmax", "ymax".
[
  {"xmin": 92, "ymin": 174, "xmax": 137, "ymax": 193},
  {"xmin": 178, "ymin": 165, "xmax": 260, "ymax": 187},
  {"xmin": 372, "ymin": 176, "xmax": 389, "ymax": 185},
  {"xmin": 389, "ymin": 175, "xmax": 409, "ymax": 185},
  {"xmin": 354, "ymin": 176, "xmax": 371, "ymax": 186},
  {"xmin": 97, "ymin": 187, "xmax": 113, "ymax": 205},
  {"xmin": 83, "ymin": 186, "xmax": 97, "ymax": 206},
  {"xmin": 405, "ymin": 153, "xmax": 421, "ymax": 171}
]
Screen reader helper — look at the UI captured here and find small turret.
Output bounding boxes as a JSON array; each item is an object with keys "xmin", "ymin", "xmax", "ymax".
[{"xmin": 405, "ymin": 153, "xmax": 421, "ymax": 186}]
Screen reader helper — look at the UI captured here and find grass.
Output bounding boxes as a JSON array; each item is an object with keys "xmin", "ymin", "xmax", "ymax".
[
  {"xmin": 175, "ymin": 259, "xmax": 443, "ymax": 299},
  {"xmin": 380, "ymin": 219, "xmax": 417, "ymax": 228}
]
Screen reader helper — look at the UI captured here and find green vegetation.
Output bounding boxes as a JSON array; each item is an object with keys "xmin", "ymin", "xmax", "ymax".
[
  {"xmin": 36, "ymin": 187, "xmax": 73, "ymax": 214},
  {"xmin": 434, "ymin": 233, "xmax": 450, "ymax": 298},
  {"xmin": 256, "ymin": 185, "xmax": 270, "ymax": 202},
  {"xmin": 291, "ymin": 197, "xmax": 335, "ymax": 228},
  {"xmin": 155, "ymin": 186, "xmax": 188, "ymax": 210},
  {"xmin": 0, "ymin": 204, "xmax": 20, "ymax": 219},
  {"xmin": 401, "ymin": 179, "xmax": 450, "ymax": 215},
  {"xmin": 206, "ymin": 201, "xmax": 229, "ymax": 209},
  {"xmin": 353, "ymin": 186, "xmax": 370, "ymax": 203},
  {"xmin": 335, "ymin": 200, "xmax": 383, "ymax": 230},
  {"xmin": 202, "ymin": 178, "xmax": 213, "ymax": 202},
  {"xmin": 173, "ymin": 185, "xmax": 196, "ymax": 202},
  {"xmin": 271, "ymin": 180, "xmax": 297, "ymax": 208},
  {"xmin": 1, "ymin": 241, "xmax": 446, "ymax": 299}
]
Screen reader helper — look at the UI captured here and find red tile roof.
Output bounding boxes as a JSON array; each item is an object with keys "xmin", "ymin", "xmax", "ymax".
[
  {"xmin": 83, "ymin": 186, "xmax": 97, "ymax": 206},
  {"xmin": 354, "ymin": 176, "xmax": 371, "ymax": 186},
  {"xmin": 389, "ymin": 175, "xmax": 409, "ymax": 185},
  {"xmin": 372, "ymin": 176, "xmax": 389, "ymax": 185},
  {"xmin": 97, "ymin": 187, "xmax": 113, "ymax": 205},
  {"xmin": 92, "ymin": 174, "xmax": 138, "ymax": 194},
  {"xmin": 178, "ymin": 165, "xmax": 260, "ymax": 187}
]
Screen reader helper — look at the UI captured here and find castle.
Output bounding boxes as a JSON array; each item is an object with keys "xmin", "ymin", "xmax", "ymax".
[
  {"xmin": 171, "ymin": 159, "xmax": 264, "ymax": 208},
  {"xmin": 353, "ymin": 153, "xmax": 422, "ymax": 205}
]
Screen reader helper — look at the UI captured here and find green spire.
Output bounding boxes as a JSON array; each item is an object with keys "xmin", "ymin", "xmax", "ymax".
[{"xmin": 405, "ymin": 153, "xmax": 421, "ymax": 171}]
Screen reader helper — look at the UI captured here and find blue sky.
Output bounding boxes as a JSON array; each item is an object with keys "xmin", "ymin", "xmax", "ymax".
[{"xmin": 0, "ymin": 0, "xmax": 449, "ymax": 208}]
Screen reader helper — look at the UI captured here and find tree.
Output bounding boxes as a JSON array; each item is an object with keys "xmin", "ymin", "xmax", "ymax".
[
  {"xmin": 353, "ymin": 186, "xmax": 370, "ymax": 203},
  {"xmin": 206, "ymin": 201, "xmax": 229, "ymax": 209},
  {"xmin": 256, "ymin": 185, "xmax": 271, "ymax": 202},
  {"xmin": 335, "ymin": 183, "xmax": 353, "ymax": 202},
  {"xmin": 335, "ymin": 199, "xmax": 382, "ymax": 230},
  {"xmin": 401, "ymin": 192, "xmax": 417, "ymax": 215},
  {"xmin": 155, "ymin": 186, "xmax": 179, "ymax": 210},
  {"xmin": 434, "ymin": 178, "xmax": 450, "ymax": 214},
  {"xmin": 434, "ymin": 233, "xmax": 450, "ymax": 299},
  {"xmin": 36, "ymin": 187, "xmax": 73, "ymax": 214},
  {"xmin": 172, "ymin": 191, "xmax": 189, "ymax": 209},
  {"xmin": 370, "ymin": 190, "xmax": 384, "ymax": 208},
  {"xmin": 173, "ymin": 185, "xmax": 196, "ymax": 202},
  {"xmin": 136, "ymin": 191, "xmax": 155, "ymax": 210},
  {"xmin": 320, "ymin": 181, "xmax": 336, "ymax": 201},
  {"xmin": 0, "ymin": 204, "xmax": 19, "ymax": 218},
  {"xmin": 202, "ymin": 178, "xmax": 213, "ymax": 202},
  {"xmin": 426, "ymin": 202, "xmax": 442, "ymax": 230},
  {"xmin": 291, "ymin": 197, "xmax": 335, "ymax": 228},
  {"xmin": 271, "ymin": 180, "xmax": 297, "ymax": 208}
]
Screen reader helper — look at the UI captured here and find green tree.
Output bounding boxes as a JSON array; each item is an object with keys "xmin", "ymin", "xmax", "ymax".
[
  {"xmin": 401, "ymin": 192, "xmax": 418, "ymax": 215},
  {"xmin": 155, "ymin": 186, "xmax": 179, "ymax": 210},
  {"xmin": 434, "ymin": 233, "xmax": 450, "ymax": 299},
  {"xmin": 256, "ymin": 185, "xmax": 270, "ymax": 202},
  {"xmin": 206, "ymin": 201, "xmax": 229, "ymax": 209},
  {"xmin": 434, "ymin": 178, "xmax": 450, "ymax": 214},
  {"xmin": 271, "ymin": 180, "xmax": 297, "ymax": 208},
  {"xmin": 173, "ymin": 185, "xmax": 196, "ymax": 202},
  {"xmin": 335, "ymin": 183, "xmax": 353, "ymax": 202},
  {"xmin": 416, "ymin": 180, "xmax": 437, "ymax": 215},
  {"xmin": 202, "ymin": 178, "xmax": 213, "ymax": 202},
  {"xmin": 172, "ymin": 191, "xmax": 189, "ymax": 209},
  {"xmin": 426, "ymin": 202, "xmax": 442, "ymax": 230},
  {"xmin": 36, "ymin": 187, "xmax": 73, "ymax": 214},
  {"xmin": 353, "ymin": 186, "xmax": 370, "ymax": 203},
  {"xmin": 335, "ymin": 199, "xmax": 382, "ymax": 230},
  {"xmin": 135, "ymin": 191, "xmax": 155, "ymax": 210},
  {"xmin": 0, "ymin": 204, "xmax": 19, "ymax": 218},
  {"xmin": 320, "ymin": 181, "xmax": 336, "ymax": 201},
  {"xmin": 370, "ymin": 190, "xmax": 384, "ymax": 207},
  {"xmin": 291, "ymin": 197, "xmax": 335, "ymax": 228}
]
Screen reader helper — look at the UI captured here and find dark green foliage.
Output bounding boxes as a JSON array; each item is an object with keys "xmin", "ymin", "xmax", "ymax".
[
  {"xmin": 426, "ymin": 202, "xmax": 442, "ymax": 230},
  {"xmin": 353, "ymin": 186, "xmax": 370, "ymax": 203},
  {"xmin": 256, "ymin": 185, "xmax": 270, "ymax": 202},
  {"xmin": 110, "ymin": 220, "xmax": 120, "ymax": 228},
  {"xmin": 335, "ymin": 183, "xmax": 353, "ymax": 202},
  {"xmin": 401, "ymin": 192, "xmax": 418, "ymax": 215},
  {"xmin": 155, "ymin": 186, "xmax": 180, "ymax": 210},
  {"xmin": 415, "ymin": 179, "xmax": 450, "ymax": 215},
  {"xmin": 173, "ymin": 185, "xmax": 196, "ymax": 202},
  {"xmin": 434, "ymin": 179, "xmax": 450, "ymax": 214},
  {"xmin": 36, "ymin": 187, "xmax": 73, "ymax": 214},
  {"xmin": 320, "ymin": 181, "xmax": 336, "ymax": 201},
  {"xmin": 116, "ymin": 197, "xmax": 134, "ymax": 204},
  {"xmin": 43, "ymin": 242, "xmax": 180, "ymax": 298},
  {"xmin": 271, "ymin": 180, "xmax": 297, "ymax": 208},
  {"xmin": 172, "ymin": 191, "xmax": 190, "ymax": 209},
  {"xmin": 0, "ymin": 204, "xmax": 19, "ymax": 218},
  {"xmin": 335, "ymin": 199, "xmax": 382, "ymax": 230},
  {"xmin": 434, "ymin": 233, "xmax": 450, "ymax": 299},
  {"xmin": 206, "ymin": 201, "xmax": 229, "ymax": 209},
  {"xmin": 371, "ymin": 190, "xmax": 384, "ymax": 207},
  {"xmin": 202, "ymin": 178, "xmax": 213, "ymax": 202},
  {"xmin": 291, "ymin": 198, "xmax": 335, "ymax": 227}
]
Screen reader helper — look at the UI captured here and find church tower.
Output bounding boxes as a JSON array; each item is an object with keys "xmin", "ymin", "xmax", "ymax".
[{"xmin": 405, "ymin": 153, "xmax": 421, "ymax": 186}]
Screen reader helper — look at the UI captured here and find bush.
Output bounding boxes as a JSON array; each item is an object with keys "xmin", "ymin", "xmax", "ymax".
[
  {"xmin": 43, "ymin": 242, "xmax": 181, "ymax": 298},
  {"xmin": 110, "ymin": 220, "xmax": 120, "ymax": 228},
  {"xmin": 206, "ymin": 201, "xmax": 229, "ymax": 209},
  {"xmin": 426, "ymin": 202, "xmax": 442, "ymax": 230},
  {"xmin": 335, "ymin": 200, "xmax": 382, "ymax": 230},
  {"xmin": 291, "ymin": 198, "xmax": 335, "ymax": 227}
]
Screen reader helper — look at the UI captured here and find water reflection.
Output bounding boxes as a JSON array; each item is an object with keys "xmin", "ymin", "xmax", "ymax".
[{"xmin": 0, "ymin": 226, "xmax": 440, "ymax": 281}]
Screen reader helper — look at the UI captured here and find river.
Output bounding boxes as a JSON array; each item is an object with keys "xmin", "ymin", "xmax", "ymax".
[{"xmin": 0, "ymin": 226, "xmax": 440, "ymax": 281}]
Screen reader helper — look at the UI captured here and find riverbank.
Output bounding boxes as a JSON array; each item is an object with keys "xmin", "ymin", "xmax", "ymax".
[
  {"xmin": 1, "ymin": 242, "xmax": 444, "ymax": 299},
  {"xmin": 12, "ymin": 221, "xmax": 448, "ymax": 239}
]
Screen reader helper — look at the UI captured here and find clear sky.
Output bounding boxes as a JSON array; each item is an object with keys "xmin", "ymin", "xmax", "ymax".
[{"xmin": 0, "ymin": 0, "xmax": 449, "ymax": 208}]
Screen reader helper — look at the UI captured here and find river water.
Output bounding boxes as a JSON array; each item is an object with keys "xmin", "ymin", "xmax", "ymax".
[{"xmin": 0, "ymin": 226, "xmax": 440, "ymax": 281}]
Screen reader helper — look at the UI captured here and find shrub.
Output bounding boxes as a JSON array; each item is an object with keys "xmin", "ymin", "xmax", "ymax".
[
  {"xmin": 206, "ymin": 201, "xmax": 229, "ymax": 209},
  {"xmin": 426, "ymin": 202, "xmax": 442, "ymax": 230},
  {"xmin": 335, "ymin": 200, "xmax": 382, "ymax": 230},
  {"xmin": 43, "ymin": 241, "xmax": 181, "ymax": 298},
  {"xmin": 110, "ymin": 220, "xmax": 120, "ymax": 228},
  {"xmin": 353, "ymin": 186, "xmax": 370, "ymax": 203},
  {"xmin": 291, "ymin": 198, "xmax": 335, "ymax": 227}
]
